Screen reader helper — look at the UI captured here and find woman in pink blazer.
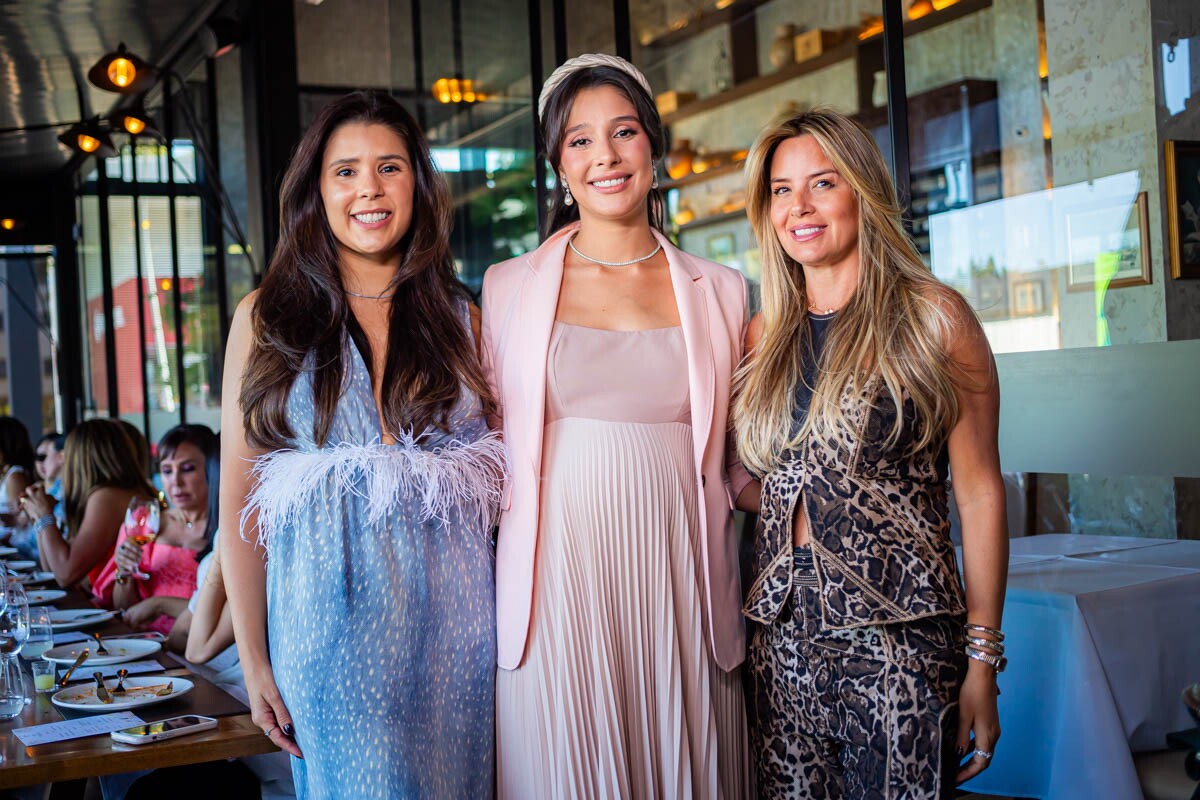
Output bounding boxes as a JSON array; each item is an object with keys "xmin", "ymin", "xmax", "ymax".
[{"xmin": 482, "ymin": 54, "xmax": 754, "ymax": 799}]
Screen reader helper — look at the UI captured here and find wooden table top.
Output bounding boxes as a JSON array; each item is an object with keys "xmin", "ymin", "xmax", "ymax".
[{"xmin": 0, "ymin": 586, "xmax": 278, "ymax": 788}]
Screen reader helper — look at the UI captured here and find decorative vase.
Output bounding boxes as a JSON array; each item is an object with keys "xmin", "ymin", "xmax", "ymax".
[
  {"xmin": 769, "ymin": 24, "xmax": 799, "ymax": 70},
  {"xmin": 665, "ymin": 139, "xmax": 695, "ymax": 181}
]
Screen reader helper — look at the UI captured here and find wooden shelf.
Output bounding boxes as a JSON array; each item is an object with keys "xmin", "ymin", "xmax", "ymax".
[
  {"xmin": 641, "ymin": 0, "xmax": 772, "ymax": 49},
  {"xmin": 662, "ymin": 39, "xmax": 857, "ymax": 126},
  {"xmin": 661, "ymin": 160, "xmax": 744, "ymax": 191},
  {"xmin": 659, "ymin": 0, "xmax": 992, "ymax": 127},
  {"xmin": 675, "ymin": 208, "xmax": 746, "ymax": 234}
]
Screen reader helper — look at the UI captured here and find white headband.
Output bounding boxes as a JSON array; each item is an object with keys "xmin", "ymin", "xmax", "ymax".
[{"xmin": 537, "ymin": 53, "xmax": 654, "ymax": 121}]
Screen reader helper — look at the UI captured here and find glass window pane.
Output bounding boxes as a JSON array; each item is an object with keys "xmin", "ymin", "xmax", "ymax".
[
  {"xmin": 136, "ymin": 196, "xmax": 182, "ymax": 442},
  {"xmin": 79, "ymin": 195, "xmax": 108, "ymax": 417}
]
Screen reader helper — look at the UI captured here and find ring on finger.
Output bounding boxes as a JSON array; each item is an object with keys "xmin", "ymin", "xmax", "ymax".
[
  {"xmin": 973, "ymin": 749, "xmax": 993, "ymax": 760},
  {"xmin": 264, "ymin": 725, "xmax": 278, "ymax": 738}
]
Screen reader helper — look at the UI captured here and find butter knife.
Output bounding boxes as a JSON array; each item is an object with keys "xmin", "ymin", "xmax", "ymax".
[
  {"xmin": 58, "ymin": 648, "xmax": 90, "ymax": 687},
  {"xmin": 93, "ymin": 672, "xmax": 112, "ymax": 703}
]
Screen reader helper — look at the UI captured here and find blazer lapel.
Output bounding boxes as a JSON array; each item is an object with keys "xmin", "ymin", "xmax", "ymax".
[
  {"xmin": 515, "ymin": 224, "xmax": 574, "ymax": 472},
  {"xmin": 657, "ymin": 231, "xmax": 715, "ymax": 470}
]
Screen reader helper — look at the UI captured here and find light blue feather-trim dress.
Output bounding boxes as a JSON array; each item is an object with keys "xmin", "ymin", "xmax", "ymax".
[{"xmin": 244, "ymin": 312, "xmax": 503, "ymax": 800}]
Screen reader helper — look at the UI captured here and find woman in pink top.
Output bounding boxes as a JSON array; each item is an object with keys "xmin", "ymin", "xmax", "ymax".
[
  {"xmin": 93, "ymin": 425, "xmax": 218, "ymax": 635},
  {"xmin": 484, "ymin": 54, "xmax": 757, "ymax": 798}
]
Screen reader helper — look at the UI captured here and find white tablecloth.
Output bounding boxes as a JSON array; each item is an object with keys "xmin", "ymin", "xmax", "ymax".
[{"xmin": 962, "ymin": 535, "xmax": 1200, "ymax": 800}]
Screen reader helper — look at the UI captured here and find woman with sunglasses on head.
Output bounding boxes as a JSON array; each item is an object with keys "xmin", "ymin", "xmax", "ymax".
[
  {"xmin": 221, "ymin": 90, "xmax": 503, "ymax": 798},
  {"xmin": 735, "ymin": 108, "xmax": 1007, "ymax": 798},
  {"xmin": 484, "ymin": 54, "xmax": 754, "ymax": 798}
]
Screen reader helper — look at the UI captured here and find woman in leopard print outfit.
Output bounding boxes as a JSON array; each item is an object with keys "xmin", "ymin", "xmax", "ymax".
[{"xmin": 732, "ymin": 109, "xmax": 1008, "ymax": 799}]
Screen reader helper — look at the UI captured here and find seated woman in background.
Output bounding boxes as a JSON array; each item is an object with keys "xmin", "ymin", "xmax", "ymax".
[
  {"xmin": 22, "ymin": 419, "xmax": 158, "ymax": 589},
  {"xmin": 0, "ymin": 417, "xmax": 35, "ymax": 529},
  {"xmin": 94, "ymin": 424, "xmax": 218, "ymax": 635}
]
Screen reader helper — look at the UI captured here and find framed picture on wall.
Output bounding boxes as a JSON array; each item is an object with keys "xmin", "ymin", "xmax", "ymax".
[
  {"xmin": 705, "ymin": 233, "xmax": 736, "ymax": 265},
  {"xmin": 1165, "ymin": 140, "xmax": 1200, "ymax": 278},
  {"xmin": 1065, "ymin": 191, "xmax": 1151, "ymax": 291}
]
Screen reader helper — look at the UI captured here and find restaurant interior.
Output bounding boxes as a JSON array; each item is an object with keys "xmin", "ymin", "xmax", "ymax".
[{"xmin": 0, "ymin": 0, "xmax": 1199, "ymax": 797}]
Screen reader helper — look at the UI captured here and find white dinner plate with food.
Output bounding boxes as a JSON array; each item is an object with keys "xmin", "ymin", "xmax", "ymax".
[
  {"xmin": 48, "ymin": 608, "xmax": 119, "ymax": 631},
  {"xmin": 42, "ymin": 638, "xmax": 161, "ymax": 666},
  {"xmin": 51, "ymin": 676, "xmax": 193, "ymax": 713},
  {"xmin": 0, "ymin": 547, "xmax": 18, "ymax": 558},
  {"xmin": 26, "ymin": 589, "xmax": 67, "ymax": 605},
  {"xmin": 6, "ymin": 560, "xmax": 38, "ymax": 572},
  {"xmin": 13, "ymin": 570, "xmax": 55, "ymax": 585}
]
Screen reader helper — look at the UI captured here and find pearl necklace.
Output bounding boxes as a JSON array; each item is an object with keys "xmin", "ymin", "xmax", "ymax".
[
  {"xmin": 569, "ymin": 238, "xmax": 662, "ymax": 267},
  {"xmin": 808, "ymin": 303, "xmax": 838, "ymax": 314}
]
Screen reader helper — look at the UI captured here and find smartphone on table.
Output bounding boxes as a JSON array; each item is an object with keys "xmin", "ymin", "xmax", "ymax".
[{"xmin": 110, "ymin": 714, "xmax": 218, "ymax": 745}]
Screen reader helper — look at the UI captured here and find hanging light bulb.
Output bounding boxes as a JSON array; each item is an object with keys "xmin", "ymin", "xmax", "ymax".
[
  {"xmin": 88, "ymin": 43, "xmax": 156, "ymax": 93},
  {"xmin": 57, "ymin": 119, "xmax": 118, "ymax": 159}
]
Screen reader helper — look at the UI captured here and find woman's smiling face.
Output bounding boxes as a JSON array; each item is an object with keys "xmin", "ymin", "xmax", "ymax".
[
  {"xmin": 319, "ymin": 122, "xmax": 416, "ymax": 268},
  {"xmin": 557, "ymin": 85, "xmax": 654, "ymax": 226},
  {"xmin": 768, "ymin": 134, "xmax": 860, "ymax": 272}
]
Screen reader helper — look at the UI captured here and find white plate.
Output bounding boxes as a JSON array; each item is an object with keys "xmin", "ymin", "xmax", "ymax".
[
  {"xmin": 51, "ymin": 676, "xmax": 193, "ymax": 713},
  {"xmin": 49, "ymin": 608, "xmax": 119, "ymax": 632},
  {"xmin": 42, "ymin": 638, "xmax": 161, "ymax": 666},
  {"xmin": 0, "ymin": 547, "xmax": 17, "ymax": 557},
  {"xmin": 26, "ymin": 589, "xmax": 67, "ymax": 605},
  {"xmin": 13, "ymin": 570, "xmax": 55, "ymax": 585},
  {"xmin": 6, "ymin": 560, "xmax": 37, "ymax": 571}
]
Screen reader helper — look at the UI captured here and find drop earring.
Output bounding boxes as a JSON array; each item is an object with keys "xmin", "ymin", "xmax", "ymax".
[
  {"xmin": 651, "ymin": 161, "xmax": 659, "ymax": 190},
  {"xmin": 561, "ymin": 174, "xmax": 573, "ymax": 206}
]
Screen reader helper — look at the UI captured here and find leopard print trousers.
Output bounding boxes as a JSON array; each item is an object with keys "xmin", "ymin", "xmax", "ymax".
[{"xmin": 749, "ymin": 548, "xmax": 966, "ymax": 799}]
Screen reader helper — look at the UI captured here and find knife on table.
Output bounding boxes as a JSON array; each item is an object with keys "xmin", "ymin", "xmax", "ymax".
[
  {"xmin": 92, "ymin": 672, "xmax": 112, "ymax": 703},
  {"xmin": 58, "ymin": 648, "xmax": 90, "ymax": 687}
]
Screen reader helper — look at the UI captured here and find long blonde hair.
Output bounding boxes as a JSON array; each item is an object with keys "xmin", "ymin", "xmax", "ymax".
[
  {"xmin": 61, "ymin": 419, "xmax": 157, "ymax": 539},
  {"xmin": 734, "ymin": 108, "xmax": 967, "ymax": 475}
]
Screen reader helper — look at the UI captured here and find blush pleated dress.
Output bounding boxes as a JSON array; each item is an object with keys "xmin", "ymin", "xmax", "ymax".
[
  {"xmin": 243, "ymin": 307, "xmax": 505, "ymax": 800},
  {"xmin": 496, "ymin": 321, "xmax": 751, "ymax": 799}
]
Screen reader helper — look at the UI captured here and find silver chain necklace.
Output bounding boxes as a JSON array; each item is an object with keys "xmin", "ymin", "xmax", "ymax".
[
  {"xmin": 345, "ymin": 288, "xmax": 395, "ymax": 300},
  {"xmin": 569, "ymin": 238, "xmax": 662, "ymax": 267}
]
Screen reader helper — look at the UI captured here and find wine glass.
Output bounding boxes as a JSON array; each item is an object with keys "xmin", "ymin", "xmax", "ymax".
[
  {"xmin": 123, "ymin": 496, "xmax": 161, "ymax": 581},
  {"xmin": 0, "ymin": 587, "xmax": 29, "ymax": 663}
]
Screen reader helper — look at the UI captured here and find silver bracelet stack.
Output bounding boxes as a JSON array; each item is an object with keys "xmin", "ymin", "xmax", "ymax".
[
  {"xmin": 964, "ymin": 622, "xmax": 1007, "ymax": 673},
  {"xmin": 33, "ymin": 513, "xmax": 57, "ymax": 535}
]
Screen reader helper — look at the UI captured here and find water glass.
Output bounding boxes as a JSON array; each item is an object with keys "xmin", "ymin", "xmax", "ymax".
[
  {"xmin": 21, "ymin": 608, "xmax": 52, "ymax": 661},
  {"xmin": 0, "ymin": 657, "xmax": 23, "ymax": 719}
]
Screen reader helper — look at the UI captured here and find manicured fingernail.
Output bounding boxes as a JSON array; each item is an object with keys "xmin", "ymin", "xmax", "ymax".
[{"xmin": 282, "ymin": 723, "xmax": 294, "ymax": 737}]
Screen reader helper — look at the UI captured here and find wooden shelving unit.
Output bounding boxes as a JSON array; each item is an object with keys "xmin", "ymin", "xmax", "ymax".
[
  {"xmin": 658, "ymin": 0, "xmax": 993, "ymax": 127},
  {"xmin": 661, "ymin": 160, "xmax": 744, "ymax": 191}
]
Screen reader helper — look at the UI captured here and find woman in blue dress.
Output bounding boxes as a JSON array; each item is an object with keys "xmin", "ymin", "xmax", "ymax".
[{"xmin": 220, "ymin": 91, "xmax": 504, "ymax": 798}]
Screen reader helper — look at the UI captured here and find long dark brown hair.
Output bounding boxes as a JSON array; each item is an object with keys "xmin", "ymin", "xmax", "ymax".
[
  {"xmin": 539, "ymin": 66, "xmax": 666, "ymax": 237},
  {"xmin": 240, "ymin": 90, "xmax": 492, "ymax": 449}
]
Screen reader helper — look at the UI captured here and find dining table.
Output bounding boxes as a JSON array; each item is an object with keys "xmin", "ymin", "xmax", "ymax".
[
  {"xmin": 960, "ymin": 534, "xmax": 1200, "ymax": 800},
  {"xmin": 0, "ymin": 583, "xmax": 277, "ymax": 789}
]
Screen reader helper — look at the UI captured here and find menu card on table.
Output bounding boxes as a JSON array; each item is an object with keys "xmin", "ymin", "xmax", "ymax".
[{"xmin": 14, "ymin": 711, "xmax": 143, "ymax": 746}]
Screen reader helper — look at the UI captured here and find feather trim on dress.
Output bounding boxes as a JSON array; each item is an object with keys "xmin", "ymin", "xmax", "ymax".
[{"xmin": 241, "ymin": 429, "xmax": 508, "ymax": 551}]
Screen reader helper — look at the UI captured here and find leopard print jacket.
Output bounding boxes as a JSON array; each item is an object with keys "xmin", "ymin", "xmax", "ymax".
[{"xmin": 743, "ymin": 376, "xmax": 966, "ymax": 631}]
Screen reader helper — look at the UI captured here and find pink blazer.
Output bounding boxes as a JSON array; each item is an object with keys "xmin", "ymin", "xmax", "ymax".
[{"xmin": 482, "ymin": 223, "xmax": 752, "ymax": 672}]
